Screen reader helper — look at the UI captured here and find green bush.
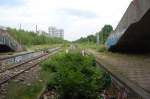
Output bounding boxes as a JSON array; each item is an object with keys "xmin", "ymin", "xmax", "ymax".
[{"xmin": 41, "ymin": 52, "xmax": 111, "ymax": 99}]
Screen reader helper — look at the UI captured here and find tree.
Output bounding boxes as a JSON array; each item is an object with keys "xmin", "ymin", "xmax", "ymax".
[
  {"xmin": 99, "ymin": 25, "xmax": 113, "ymax": 44},
  {"xmin": 75, "ymin": 24, "xmax": 113, "ymax": 44},
  {"xmin": 75, "ymin": 35, "xmax": 96, "ymax": 43}
]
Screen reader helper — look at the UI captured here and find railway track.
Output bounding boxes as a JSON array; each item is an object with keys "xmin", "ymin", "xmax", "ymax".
[
  {"xmin": 0, "ymin": 47, "xmax": 61, "ymax": 86},
  {"xmin": 0, "ymin": 47, "xmax": 61, "ymax": 72},
  {"xmin": 0, "ymin": 54, "xmax": 45, "ymax": 73}
]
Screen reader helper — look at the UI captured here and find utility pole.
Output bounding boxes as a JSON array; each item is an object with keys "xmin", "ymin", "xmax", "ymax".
[
  {"xmin": 19, "ymin": 24, "xmax": 22, "ymax": 30},
  {"xmin": 96, "ymin": 33, "xmax": 100, "ymax": 45},
  {"xmin": 101, "ymin": 31, "xmax": 104, "ymax": 44},
  {"xmin": 35, "ymin": 25, "xmax": 38, "ymax": 33}
]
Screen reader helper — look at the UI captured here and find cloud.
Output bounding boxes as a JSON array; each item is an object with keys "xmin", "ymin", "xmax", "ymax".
[
  {"xmin": 59, "ymin": 8, "xmax": 97, "ymax": 19},
  {"xmin": 0, "ymin": 0, "xmax": 132, "ymax": 41}
]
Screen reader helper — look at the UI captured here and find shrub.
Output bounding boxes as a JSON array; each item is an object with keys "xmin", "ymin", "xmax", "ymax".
[{"xmin": 41, "ymin": 52, "xmax": 111, "ymax": 99}]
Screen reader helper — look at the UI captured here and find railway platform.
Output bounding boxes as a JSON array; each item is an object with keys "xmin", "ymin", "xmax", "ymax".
[{"xmin": 87, "ymin": 49, "xmax": 150, "ymax": 99}]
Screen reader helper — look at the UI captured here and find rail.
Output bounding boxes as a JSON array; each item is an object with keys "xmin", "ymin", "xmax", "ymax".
[{"xmin": 0, "ymin": 47, "xmax": 61, "ymax": 85}]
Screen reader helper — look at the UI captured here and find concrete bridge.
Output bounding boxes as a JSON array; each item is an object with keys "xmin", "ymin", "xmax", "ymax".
[
  {"xmin": 0, "ymin": 27, "xmax": 23, "ymax": 52},
  {"xmin": 106, "ymin": 0, "xmax": 150, "ymax": 53}
]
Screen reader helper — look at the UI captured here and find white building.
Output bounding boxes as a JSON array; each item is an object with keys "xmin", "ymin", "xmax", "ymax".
[{"xmin": 48, "ymin": 26, "xmax": 64, "ymax": 39}]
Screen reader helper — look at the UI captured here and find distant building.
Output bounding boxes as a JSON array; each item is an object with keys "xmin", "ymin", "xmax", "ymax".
[
  {"xmin": 59, "ymin": 29, "xmax": 64, "ymax": 38},
  {"xmin": 0, "ymin": 26, "xmax": 7, "ymax": 30},
  {"xmin": 48, "ymin": 26, "xmax": 64, "ymax": 39},
  {"xmin": 37, "ymin": 30, "xmax": 47, "ymax": 35}
]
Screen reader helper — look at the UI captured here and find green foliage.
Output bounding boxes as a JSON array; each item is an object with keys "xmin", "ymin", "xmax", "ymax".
[
  {"xmin": 75, "ymin": 35, "xmax": 96, "ymax": 43},
  {"xmin": 101, "ymin": 25, "xmax": 113, "ymax": 35},
  {"xmin": 7, "ymin": 81, "xmax": 43, "ymax": 99},
  {"xmin": 97, "ymin": 45, "xmax": 107, "ymax": 52},
  {"xmin": 78, "ymin": 43, "xmax": 107, "ymax": 52},
  {"xmin": 41, "ymin": 52, "xmax": 111, "ymax": 99},
  {"xmin": 75, "ymin": 24, "xmax": 113, "ymax": 44},
  {"xmin": 26, "ymin": 44, "xmax": 60, "ymax": 51},
  {"xmin": 7, "ymin": 28, "xmax": 65, "ymax": 46},
  {"xmin": 99, "ymin": 25, "xmax": 113, "ymax": 44}
]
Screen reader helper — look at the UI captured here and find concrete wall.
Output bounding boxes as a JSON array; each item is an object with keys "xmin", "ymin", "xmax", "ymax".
[
  {"xmin": 115, "ymin": 0, "xmax": 150, "ymax": 32},
  {"xmin": 106, "ymin": 0, "xmax": 150, "ymax": 53}
]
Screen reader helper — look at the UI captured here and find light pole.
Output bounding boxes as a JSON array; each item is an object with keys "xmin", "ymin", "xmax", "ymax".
[{"xmin": 96, "ymin": 33, "xmax": 100, "ymax": 45}]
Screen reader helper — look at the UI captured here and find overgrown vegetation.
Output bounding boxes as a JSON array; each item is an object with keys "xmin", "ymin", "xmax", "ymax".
[
  {"xmin": 41, "ymin": 51, "xmax": 111, "ymax": 99},
  {"xmin": 75, "ymin": 25, "xmax": 113, "ymax": 44},
  {"xmin": 26, "ymin": 44, "xmax": 61, "ymax": 51},
  {"xmin": 7, "ymin": 81, "xmax": 44, "ymax": 99},
  {"xmin": 78, "ymin": 43, "xmax": 107, "ymax": 52},
  {"xmin": 76, "ymin": 35, "xmax": 96, "ymax": 43},
  {"xmin": 7, "ymin": 28, "xmax": 66, "ymax": 47},
  {"xmin": 99, "ymin": 25, "xmax": 113, "ymax": 44},
  {"xmin": 74, "ymin": 25, "xmax": 113, "ymax": 53}
]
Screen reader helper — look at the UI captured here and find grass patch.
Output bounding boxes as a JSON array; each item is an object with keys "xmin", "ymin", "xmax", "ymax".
[
  {"xmin": 77, "ymin": 43, "xmax": 107, "ymax": 52},
  {"xmin": 7, "ymin": 81, "xmax": 44, "ymax": 99},
  {"xmin": 26, "ymin": 44, "xmax": 61, "ymax": 51},
  {"xmin": 97, "ymin": 45, "xmax": 107, "ymax": 52}
]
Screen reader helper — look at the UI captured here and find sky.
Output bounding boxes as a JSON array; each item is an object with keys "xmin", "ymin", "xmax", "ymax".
[{"xmin": 0, "ymin": 0, "xmax": 132, "ymax": 41}]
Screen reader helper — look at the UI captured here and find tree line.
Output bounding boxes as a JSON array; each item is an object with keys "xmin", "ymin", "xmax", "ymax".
[
  {"xmin": 75, "ymin": 25, "xmax": 113, "ymax": 44},
  {"xmin": 7, "ymin": 28, "xmax": 66, "ymax": 46}
]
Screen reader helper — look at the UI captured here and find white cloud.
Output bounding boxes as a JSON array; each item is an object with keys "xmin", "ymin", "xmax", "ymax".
[{"xmin": 0, "ymin": 0, "xmax": 132, "ymax": 41}]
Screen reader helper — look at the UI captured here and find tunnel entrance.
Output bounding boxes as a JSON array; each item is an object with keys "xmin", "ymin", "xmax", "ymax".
[{"xmin": 0, "ymin": 44, "xmax": 14, "ymax": 53}]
